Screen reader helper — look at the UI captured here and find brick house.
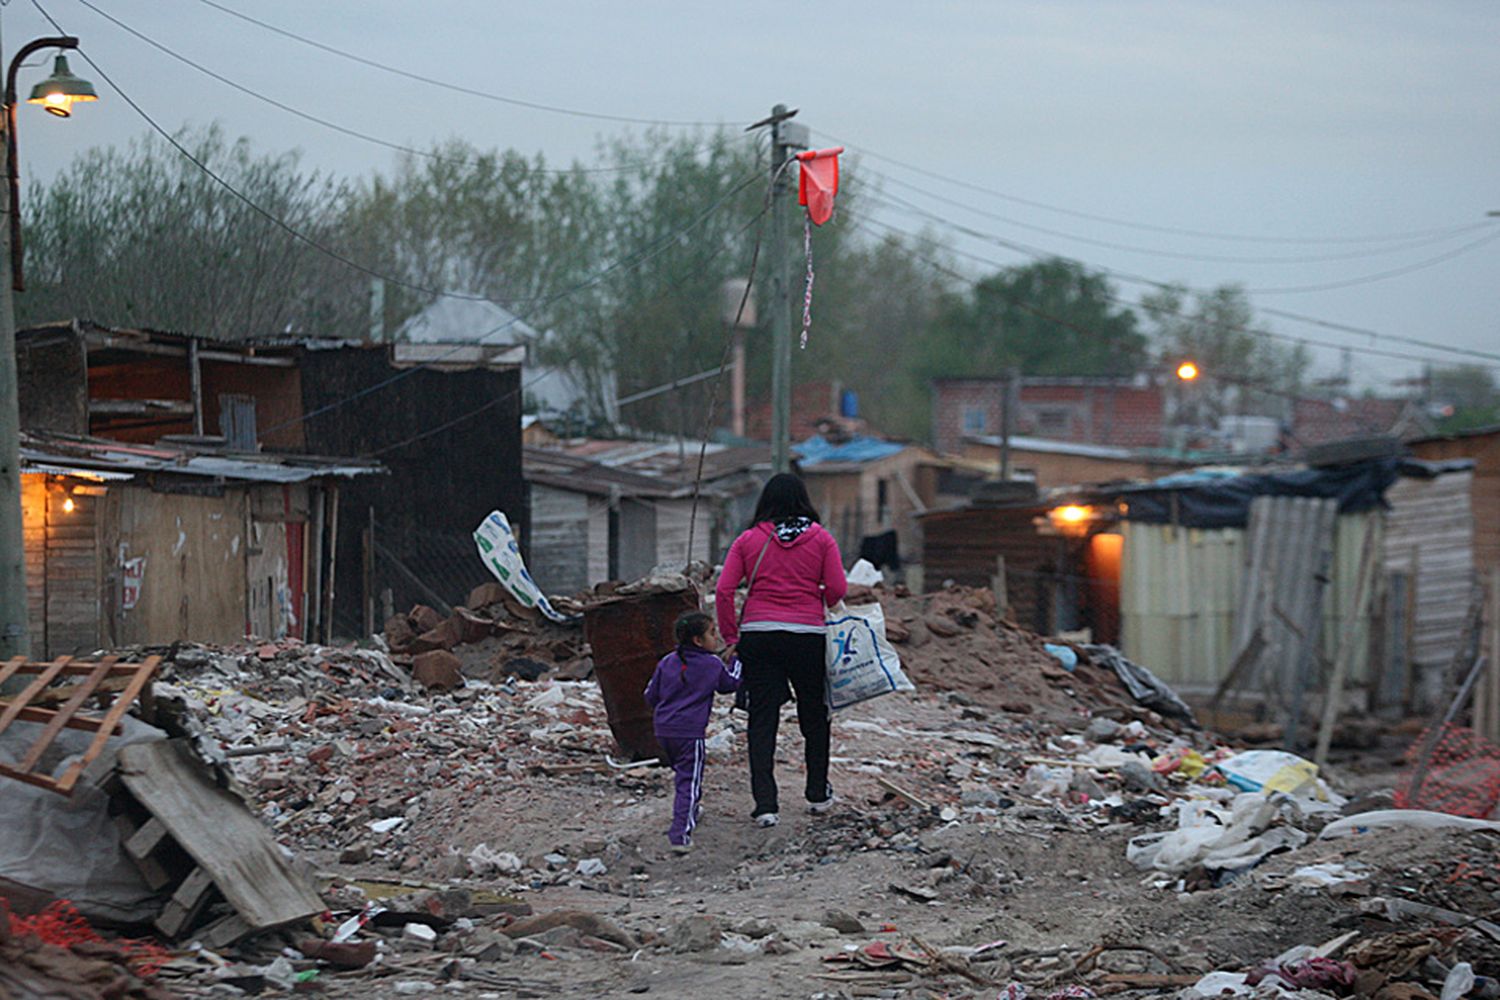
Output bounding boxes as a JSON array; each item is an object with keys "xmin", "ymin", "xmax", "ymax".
[{"xmin": 931, "ymin": 375, "xmax": 1167, "ymax": 456}]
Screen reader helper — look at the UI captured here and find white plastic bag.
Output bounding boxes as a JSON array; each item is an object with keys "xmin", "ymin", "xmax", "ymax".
[{"xmin": 824, "ymin": 601, "xmax": 914, "ymax": 710}]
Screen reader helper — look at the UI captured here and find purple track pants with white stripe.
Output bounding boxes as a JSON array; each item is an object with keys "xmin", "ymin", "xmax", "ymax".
[{"xmin": 658, "ymin": 736, "xmax": 704, "ymax": 846}]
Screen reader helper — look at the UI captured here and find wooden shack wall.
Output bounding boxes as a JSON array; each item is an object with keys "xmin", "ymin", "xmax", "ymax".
[
  {"xmin": 1408, "ymin": 434, "xmax": 1499, "ymax": 577},
  {"xmin": 1383, "ymin": 470, "xmax": 1475, "ymax": 710},
  {"xmin": 920, "ymin": 506, "xmax": 1069, "ymax": 634},
  {"xmin": 20, "ymin": 473, "xmax": 103, "ymax": 658},
  {"xmin": 102, "ymin": 486, "xmax": 249, "ymax": 646}
]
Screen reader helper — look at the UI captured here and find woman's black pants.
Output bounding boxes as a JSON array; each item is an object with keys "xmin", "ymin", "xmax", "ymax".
[{"xmin": 737, "ymin": 630, "xmax": 831, "ymax": 817}]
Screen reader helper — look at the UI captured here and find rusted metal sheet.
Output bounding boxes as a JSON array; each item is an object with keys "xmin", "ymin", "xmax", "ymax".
[{"xmin": 582, "ymin": 588, "xmax": 699, "ymax": 761}]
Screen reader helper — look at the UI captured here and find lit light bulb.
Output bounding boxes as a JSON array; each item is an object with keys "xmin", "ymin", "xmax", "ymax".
[
  {"xmin": 1176, "ymin": 361, "xmax": 1199, "ymax": 381},
  {"xmin": 41, "ymin": 91, "xmax": 72, "ymax": 117},
  {"xmin": 62, "ymin": 496, "xmax": 76, "ymax": 513}
]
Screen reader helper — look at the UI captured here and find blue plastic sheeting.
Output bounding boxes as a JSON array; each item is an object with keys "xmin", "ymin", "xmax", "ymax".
[{"xmin": 794, "ymin": 435, "xmax": 905, "ymax": 467}]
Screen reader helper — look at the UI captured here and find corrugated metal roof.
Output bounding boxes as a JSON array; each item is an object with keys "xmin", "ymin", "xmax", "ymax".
[
  {"xmin": 794, "ymin": 435, "xmax": 906, "ymax": 467},
  {"xmin": 20, "ymin": 432, "xmax": 383, "ymax": 484}
]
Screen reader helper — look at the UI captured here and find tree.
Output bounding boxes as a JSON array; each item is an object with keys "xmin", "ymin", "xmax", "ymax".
[
  {"xmin": 921, "ymin": 258, "xmax": 1147, "ymax": 380},
  {"xmin": 21, "ymin": 124, "xmax": 350, "ymax": 339},
  {"xmin": 1139, "ymin": 283, "xmax": 1309, "ymax": 422},
  {"xmin": 1429, "ymin": 365, "xmax": 1500, "ymax": 431}
]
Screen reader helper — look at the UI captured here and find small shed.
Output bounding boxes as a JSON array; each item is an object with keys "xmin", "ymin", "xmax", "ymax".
[
  {"xmin": 19, "ymin": 432, "xmax": 381, "ymax": 656},
  {"xmin": 522, "ymin": 448, "xmax": 719, "ymax": 594},
  {"xmin": 794, "ymin": 434, "xmax": 942, "ymax": 571},
  {"xmin": 1113, "ymin": 458, "xmax": 1474, "ymax": 710}
]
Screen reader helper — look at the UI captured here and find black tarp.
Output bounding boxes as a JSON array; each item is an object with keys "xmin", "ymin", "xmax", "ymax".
[{"xmin": 1117, "ymin": 457, "xmax": 1472, "ymax": 530}]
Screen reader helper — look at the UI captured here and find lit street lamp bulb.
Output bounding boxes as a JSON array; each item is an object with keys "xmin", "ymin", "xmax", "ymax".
[
  {"xmin": 1176, "ymin": 361, "xmax": 1199, "ymax": 381},
  {"xmin": 39, "ymin": 90, "xmax": 75, "ymax": 117}
]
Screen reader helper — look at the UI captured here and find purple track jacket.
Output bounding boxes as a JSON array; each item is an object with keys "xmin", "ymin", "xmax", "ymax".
[{"xmin": 644, "ymin": 645, "xmax": 743, "ymax": 739}]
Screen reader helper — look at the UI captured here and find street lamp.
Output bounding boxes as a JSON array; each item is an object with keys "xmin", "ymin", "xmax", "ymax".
[{"xmin": 0, "ymin": 35, "xmax": 98, "ymax": 659}]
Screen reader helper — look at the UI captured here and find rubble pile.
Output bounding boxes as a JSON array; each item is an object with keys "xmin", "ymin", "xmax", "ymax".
[
  {"xmin": 381, "ymin": 581, "xmax": 592, "ymax": 690},
  {"xmin": 853, "ymin": 582, "xmax": 1190, "ymax": 728}
]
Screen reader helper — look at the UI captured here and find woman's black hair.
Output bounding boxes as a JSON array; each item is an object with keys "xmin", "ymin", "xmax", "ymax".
[
  {"xmin": 750, "ymin": 472, "xmax": 820, "ymax": 526},
  {"xmin": 674, "ymin": 611, "xmax": 714, "ymax": 647}
]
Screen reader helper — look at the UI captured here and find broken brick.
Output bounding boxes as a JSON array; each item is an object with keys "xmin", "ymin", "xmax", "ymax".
[
  {"xmin": 300, "ymin": 939, "xmax": 376, "ymax": 969},
  {"xmin": 412, "ymin": 651, "xmax": 463, "ymax": 692},
  {"xmin": 384, "ymin": 614, "xmax": 416, "ymax": 652},
  {"xmin": 467, "ymin": 582, "xmax": 508, "ymax": 610},
  {"xmin": 453, "ymin": 608, "xmax": 495, "ymax": 646},
  {"xmin": 409, "ymin": 605, "xmax": 445, "ymax": 634},
  {"xmin": 410, "ymin": 617, "xmax": 463, "ymax": 654}
]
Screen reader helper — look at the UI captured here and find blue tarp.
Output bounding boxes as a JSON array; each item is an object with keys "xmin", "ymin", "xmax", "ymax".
[{"xmin": 794, "ymin": 435, "xmax": 905, "ymax": 467}]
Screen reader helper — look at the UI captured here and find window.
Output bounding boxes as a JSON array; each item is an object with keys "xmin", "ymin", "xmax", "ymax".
[
  {"xmin": 961, "ymin": 406, "xmax": 987, "ymax": 435},
  {"xmin": 1033, "ymin": 407, "xmax": 1071, "ymax": 435}
]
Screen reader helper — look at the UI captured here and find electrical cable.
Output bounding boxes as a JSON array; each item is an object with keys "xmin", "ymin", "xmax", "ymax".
[
  {"xmin": 814, "ymin": 126, "xmax": 1489, "ymax": 247},
  {"xmin": 193, "ymin": 0, "xmax": 730, "ymax": 128},
  {"xmin": 852, "ymin": 211, "xmax": 1500, "ymax": 374},
  {"xmin": 68, "ymin": 0, "xmax": 716, "ymax": 176},
  {"xmin": 860, "ymin": 163, "xmax": 1495, "ymax": 266},
  {"xmin": 861, "ymin": 188, "xmax": 1500, "ymax": 368},
  {"xmin": 369, "ymin": 201, "xmax": 771, "ymax": 459}
]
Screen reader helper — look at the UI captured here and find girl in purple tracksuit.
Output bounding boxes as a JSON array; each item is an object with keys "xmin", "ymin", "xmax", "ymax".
[{"xmin": 643, "ymin": 611, "xmax": 742, "ymax": 853}]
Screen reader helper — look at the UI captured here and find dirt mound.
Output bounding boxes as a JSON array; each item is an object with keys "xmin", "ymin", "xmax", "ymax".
[{"xmin": 869, "ymin": 583, "xmax": 1181, "ymax": 728}]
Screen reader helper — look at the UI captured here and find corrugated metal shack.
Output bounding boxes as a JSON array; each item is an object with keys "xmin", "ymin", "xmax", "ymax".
[
  {"xmin": 1113, "ymin": 458, "xmax": 1474, "ymax": 710},
  {"xmin": 922, "ymin": 456, "xmax": 1476, "ymax": 713},
  {"xmin": 19, "ymin": 431, "xmax": 382, "ymax": 656}
]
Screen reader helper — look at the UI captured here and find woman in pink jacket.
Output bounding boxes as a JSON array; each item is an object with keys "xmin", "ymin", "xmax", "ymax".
[{"xmin": 716, "ymin": 473, "xmax": 847, "ymax": 828}]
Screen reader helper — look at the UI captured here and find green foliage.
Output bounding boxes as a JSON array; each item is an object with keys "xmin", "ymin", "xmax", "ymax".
[
  {"xmin": 1430, "ymin": 365, "xmax": 1500, "ymax": 432},
  {"xmin": 1139, "ymin": 282, "xmax": 1310, "ymax": 420},
  {"xmin": 921, "ymin": 258, "xmax": 1147, "ymax": 379},
  {"xmin": 20, "ymin": 124, "xmax": 348, "ymax": 338}
]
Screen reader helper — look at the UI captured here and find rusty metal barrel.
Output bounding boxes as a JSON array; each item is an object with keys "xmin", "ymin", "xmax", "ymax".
[{"xmin": 582, "ymin": 587, "xmax": 700, "ymax": 761}]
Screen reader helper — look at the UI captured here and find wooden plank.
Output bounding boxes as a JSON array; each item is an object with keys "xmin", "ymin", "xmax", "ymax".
[
  {"xmin": 197, "ymin": 914, "xmax": 253, "ymax": 950},
  {"xmin": 17, "ymin": 657, "xmax": 118, "ymax": 773},
  {"xmin": 6, "ymin": 704, "xmax": 118, "ymax": 734},
  {"xmin": 6, "ymin": 665, "xmax": 146, "ymax": 680},
  {"xmin": 124, "ymin": 817, "xmax": 170, "ymax": 861},
  {"xmin": 155, "ymin": 867, "xmax": 217, "ymax": 938},
  {"xmin": 116, "ymin": 740, "xmax": 324, "ymax": 933},
  {"xmin": 53, "ymin": 656, "xmax": 161, "ymax": 795},
  {"xmin": 0, "ymin": 657, "xmax": 73, "ymax": 735},
  {"xmin": 0, "ymin": 656, "xmax": 26, "ymax": 688}
]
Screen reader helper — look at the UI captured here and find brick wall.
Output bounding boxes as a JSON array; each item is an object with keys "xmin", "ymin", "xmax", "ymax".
[{"xmin": 932, "ymin": 378, "xmax": 1166, "ymax": 454}]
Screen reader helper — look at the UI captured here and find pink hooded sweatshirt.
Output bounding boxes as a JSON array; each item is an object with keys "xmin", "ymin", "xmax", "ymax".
[{"xmin": 716, "ymin": 520, "xmax": 847, "ymax": 646}]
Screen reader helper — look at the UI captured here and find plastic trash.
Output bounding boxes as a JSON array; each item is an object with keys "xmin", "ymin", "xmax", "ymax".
[
  {"xmin": 1214, "ymin": 750, "xmax": 1320, "ymax": 798},
  {"xmin": 1021, "ymin": 764, "xmax": 1072, "ymax": 800},
  {"xmin": 845, "ymin": 558, "xmax": 884, "ymax": 587},
  {"xmin": 1043, "ymin": 643, "xmax": 1078, "ymax": 672},
  {"xmin": 1190, "ymin": 971, "xmax": 1251, "ymax": 996},
  {"xmin": 1443, "ymin": 963, "xmax": 1476, "ymax": 1000},
  {"xmin": 1321, "ymin": 808, "xmax": 1500, "ymax": 840}
]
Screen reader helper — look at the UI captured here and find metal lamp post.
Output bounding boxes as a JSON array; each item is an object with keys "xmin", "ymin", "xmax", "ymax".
[{"xmin": 0, "ymin": 36, "xmax": 97, "ymax": 658}]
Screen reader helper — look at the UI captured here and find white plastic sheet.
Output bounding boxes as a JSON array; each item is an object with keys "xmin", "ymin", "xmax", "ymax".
[{"xmin": 473, "ymin": 509, "xmax": 575, "ymax": 623}]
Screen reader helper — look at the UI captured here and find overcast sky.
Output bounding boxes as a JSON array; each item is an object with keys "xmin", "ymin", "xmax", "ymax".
[{"xmin": 5, "ymin": 1, "xmax": 1497, "ymax": 389}]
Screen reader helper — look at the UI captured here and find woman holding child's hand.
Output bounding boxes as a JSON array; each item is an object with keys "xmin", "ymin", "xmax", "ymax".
[{"xmin": 714, "ymin": 473, "xmax": 847, "ymax": 829}]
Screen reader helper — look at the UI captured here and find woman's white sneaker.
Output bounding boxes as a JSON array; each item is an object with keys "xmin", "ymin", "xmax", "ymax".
[
  {"xmin": 808, "ymin": 794, "xmax": 836, "ymax": 815},
  {"xmin": 754, "ymin": 812, "xmax": 780, "ymax": 828}
]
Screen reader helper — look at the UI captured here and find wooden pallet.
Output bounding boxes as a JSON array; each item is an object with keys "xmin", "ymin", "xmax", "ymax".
[{"xmin": 0, "ymin": 655, "xmax": 161, "ymax": 795}]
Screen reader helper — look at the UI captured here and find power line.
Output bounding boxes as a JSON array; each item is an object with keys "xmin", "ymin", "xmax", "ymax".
[
  {"xmin": 193, "ymin": 0, "xmax": 731, "ymax": 129},
  {"xmin": 64, "ymin": 29, "xmax": 760, "ymax": 326},
  {"xmin": 861, "ymin": 188, "xmax": 1500, "ymax": 368},
  {"xmin": 853, "ymin": 211, "xmax": 1500, "ymax": 374},
  {"xmin": 42, "ymin": 13, "xmax": 764, "ymax": 435},
  {"xmin": 370, "ymin": 202, "xmax": 772, "ymax": 458},
  {"xmin": 814, "ymin": 126, "xmax": 1490, "ymax": 247},
  {"xmin": 68, "ymin": 0, "xmax": 713, "ymax": 177},
  {"xmin": 861, "ymin": 163, "xmax": 1494, "ymax": 266}
]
